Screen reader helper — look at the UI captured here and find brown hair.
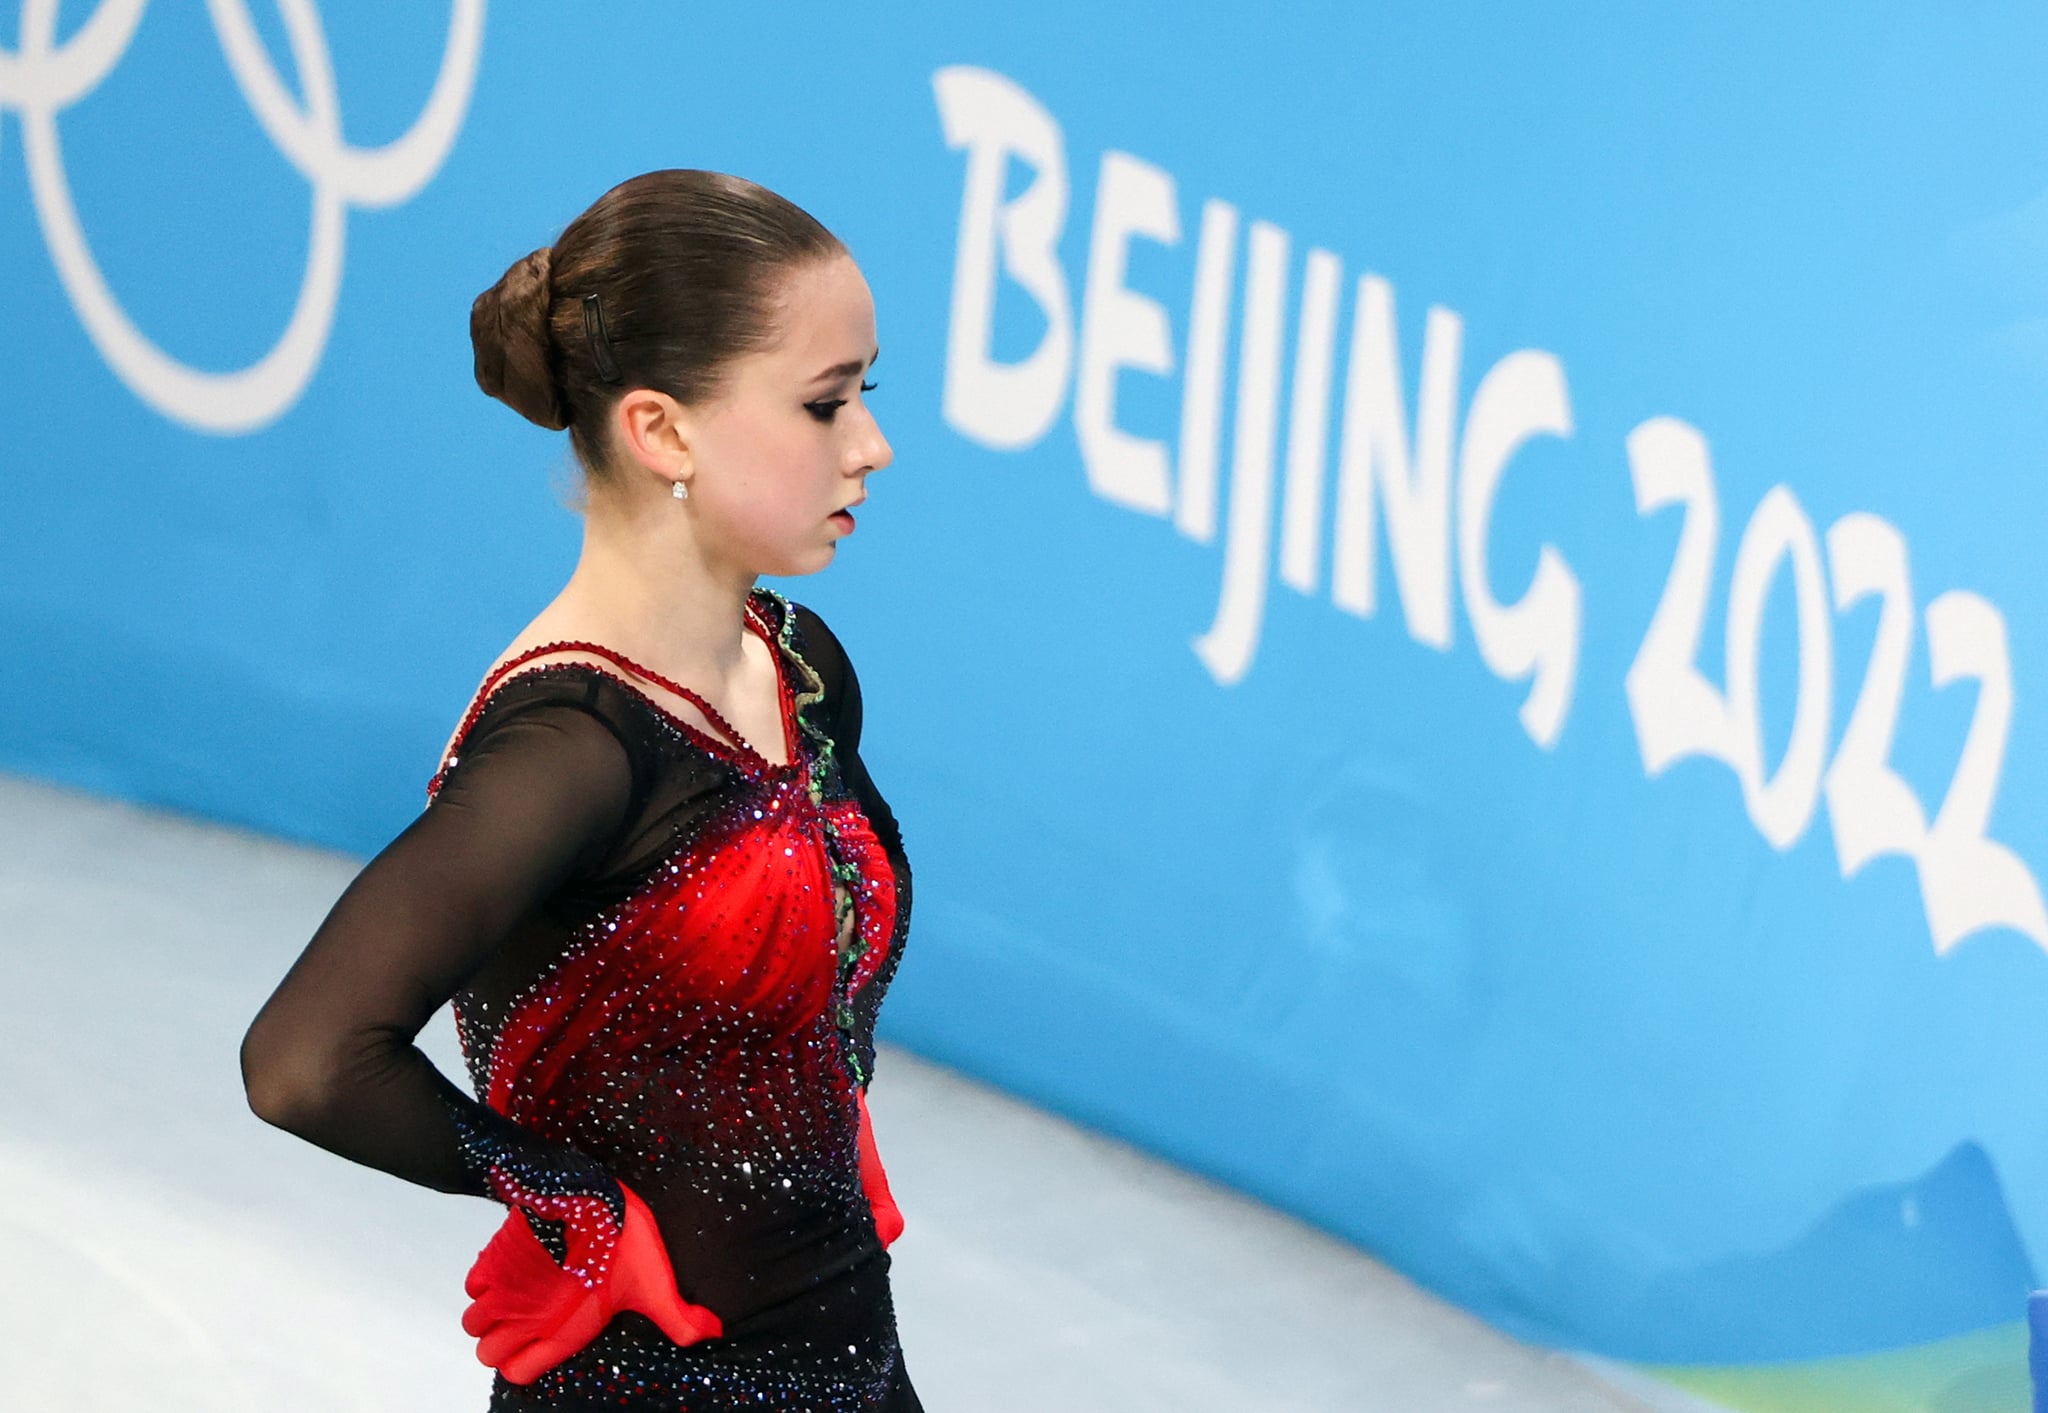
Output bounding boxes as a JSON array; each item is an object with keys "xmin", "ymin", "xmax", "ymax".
[{"xmin": 469, "ymin": 169, "xmax": 845, "ymax": 478}]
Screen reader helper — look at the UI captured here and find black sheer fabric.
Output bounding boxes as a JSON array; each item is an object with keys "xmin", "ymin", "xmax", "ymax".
[{"xmin": 241, "ymin": 593, "xmax": 918, "ymax": 1411}]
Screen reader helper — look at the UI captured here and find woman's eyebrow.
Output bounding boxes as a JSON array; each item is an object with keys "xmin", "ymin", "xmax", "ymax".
[{"xmin": 807, "ymin": 349, "xmax": 880, "ymax": 384}]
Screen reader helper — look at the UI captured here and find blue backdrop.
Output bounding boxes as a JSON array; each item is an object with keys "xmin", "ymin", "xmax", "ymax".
[{"xmin": 5, "ymin": 0, "xmax": 2048, "ymax": 1368}]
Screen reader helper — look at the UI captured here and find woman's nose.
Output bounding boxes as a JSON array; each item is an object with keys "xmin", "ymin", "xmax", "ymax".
[{"xmin": 855, "ymin": 415, "xmax": 892, "ymax": 474}]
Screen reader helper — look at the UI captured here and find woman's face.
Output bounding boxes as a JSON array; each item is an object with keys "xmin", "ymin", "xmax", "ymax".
[{"xmin": 682, "ymin": 254, "xmax": 891, "ymax": 578}]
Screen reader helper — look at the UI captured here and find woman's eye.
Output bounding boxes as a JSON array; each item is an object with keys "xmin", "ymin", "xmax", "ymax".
[{"xmin": 805, "ymin": 382, "xmax": 876, "ymax": 421}]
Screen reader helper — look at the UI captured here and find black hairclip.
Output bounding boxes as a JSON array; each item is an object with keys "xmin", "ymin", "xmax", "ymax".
[{"xmin": 581, "ymin": 292, "xmax": 623, "ymax": 385}]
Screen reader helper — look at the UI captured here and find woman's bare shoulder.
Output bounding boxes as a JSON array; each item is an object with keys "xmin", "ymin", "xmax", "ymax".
[{"xmin": 437, "ymin": 609, "xmax": 633, "ymax": 766}]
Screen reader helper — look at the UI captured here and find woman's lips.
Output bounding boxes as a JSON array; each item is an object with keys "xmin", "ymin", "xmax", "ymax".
[{"xmin": 830, "ymin": 509, "xmax": 856, "ymax": 533}]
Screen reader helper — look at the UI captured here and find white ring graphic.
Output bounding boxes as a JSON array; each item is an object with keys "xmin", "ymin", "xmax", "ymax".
[{"xmin": 0, "ymin": 0, "xmax": 486, "ymax": 434}]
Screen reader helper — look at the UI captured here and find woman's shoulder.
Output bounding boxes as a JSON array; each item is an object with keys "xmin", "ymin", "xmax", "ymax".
[
  {"xmin": 755, "ymin": 590, "xmax": 857, "ymax": 716},
  {"xmin": 433, "ymin": 648, "xmax": 667, "ymax": 793},
  {"xmin": 752, "ymin": 589, "xmax": 848, "ymax": 669},
  {"xmin": 454, "ymin": 642, "xmax": 634, "ymax": 730}
]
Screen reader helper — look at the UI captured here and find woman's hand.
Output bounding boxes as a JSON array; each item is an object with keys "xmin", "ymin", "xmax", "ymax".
[
  {"xmin": 461, "ymin": 1181, "xmax": 722, "ymax": 1384},
  {"xmin": 855, "ymin": 1089, "xmax": 904, "ymax": 1248}
]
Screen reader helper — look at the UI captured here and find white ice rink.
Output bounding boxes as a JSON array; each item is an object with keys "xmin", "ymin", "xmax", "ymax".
[{"xmin": 0, "ymin": 772, "xmax": 1693, "ymax": 1412}]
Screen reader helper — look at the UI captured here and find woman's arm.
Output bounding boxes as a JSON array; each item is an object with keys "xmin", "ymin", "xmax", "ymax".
[
  {"xmin": 240, "ymin": 699, "xmax": 633, "ymax": 1213},
  {"xmin": 793, "ymin": 604, "xmax": 911, "ymax": 1246},
  {"xmin": 242, "ymin": 693, "xmax": 723, "ymax": 1375},
  {"xmin": 794, "ymin": 603, "xmax": 903, "ymax": 862}
]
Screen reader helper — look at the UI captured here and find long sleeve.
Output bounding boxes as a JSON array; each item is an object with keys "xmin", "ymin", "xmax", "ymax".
[
  {"xmin": 832, "ymin": 650, "xmax": 903, "ymax": 862},
  {"xmin": 790, "ymin": 605, "xmax": 911, "ymax": 1094},
  {"xmin": 240, "ymin": 697, "xmax": 638, "ymax": 1239},
  {"xmin": 793, "ymin": 606, "xmax": 902, "ymax": 863}
]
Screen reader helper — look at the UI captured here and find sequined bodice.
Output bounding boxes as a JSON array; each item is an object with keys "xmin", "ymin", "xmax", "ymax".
[
  {"xmin": 431, "ymin": 594, "xmax": 911, "ymax": 1325},
  {"xmin": 465, "ymin": 704, "xmax": 894, "ymax": 1199}
]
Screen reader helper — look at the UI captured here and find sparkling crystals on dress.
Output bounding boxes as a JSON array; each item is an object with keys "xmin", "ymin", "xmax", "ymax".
[{"xmin": 429, "ymin": 589, "xmax": 916, "ymax": 1410}]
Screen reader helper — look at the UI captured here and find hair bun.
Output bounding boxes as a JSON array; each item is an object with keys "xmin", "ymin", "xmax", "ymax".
[{"xmin": 470, "ymin": 246, "xmax": 569, "ymax": 430}]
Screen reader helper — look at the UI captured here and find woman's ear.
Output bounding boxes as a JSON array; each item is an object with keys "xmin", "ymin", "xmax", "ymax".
[{"xmin": 612, "ymin": 389, "xmax": 696, "ymax": 481}]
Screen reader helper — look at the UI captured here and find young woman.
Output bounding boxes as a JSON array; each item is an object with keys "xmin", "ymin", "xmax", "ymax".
[{"xmin": 240, "ymin": 169, "xmax": 919, "ymax": 1411}]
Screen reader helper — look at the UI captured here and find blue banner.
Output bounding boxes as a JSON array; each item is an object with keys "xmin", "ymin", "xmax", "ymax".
[{"xmin": 6, "ymin": 2, "xmax": 2048, "ymax": 1380}]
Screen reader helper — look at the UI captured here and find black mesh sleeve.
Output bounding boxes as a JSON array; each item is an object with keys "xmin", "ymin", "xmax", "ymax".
[
  {"xmin": 239, "ymin": 698, "xmax": 635, "ymax": 1230},
  {"xmin": 792, "ymin": 605, "xmax": 902, "ymax": 862},
  {"xmin": 834, "ymin": 654, "xmax": 904, "ymax": 861},
  {"xmin": 791, "ymin": 606, "xmax": 911, "ymax": 1092}
]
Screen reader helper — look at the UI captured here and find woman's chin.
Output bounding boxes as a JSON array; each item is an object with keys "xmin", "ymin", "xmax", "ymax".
[{"xmin": 757, "ymin": 546, "xmax": 837, "ymax": 579}]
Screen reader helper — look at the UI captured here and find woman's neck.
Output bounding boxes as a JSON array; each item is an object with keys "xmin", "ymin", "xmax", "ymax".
[{"xmin": 551, "ymin": 496, "xmax": 756, "ymax": 681}]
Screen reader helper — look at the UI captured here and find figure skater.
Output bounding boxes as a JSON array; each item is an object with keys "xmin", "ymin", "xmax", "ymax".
[{"xmin": 241, "ymin": 168, "xmax": 919, "ymax": 1411}]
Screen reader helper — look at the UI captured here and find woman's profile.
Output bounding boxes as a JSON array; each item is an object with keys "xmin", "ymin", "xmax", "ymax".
[{"xmin": 240, "ymin": 168, "xmax": 919, "ymax": 1410}]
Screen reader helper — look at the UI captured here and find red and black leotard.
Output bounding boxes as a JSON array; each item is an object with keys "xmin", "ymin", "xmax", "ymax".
[{"xmin": 242, "ymin": 590, "xmax": 918, "ymax": 1410}]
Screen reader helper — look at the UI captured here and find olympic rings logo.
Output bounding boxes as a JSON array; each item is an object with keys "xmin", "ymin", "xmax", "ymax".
[{"xmin": 0, "ymin": 0, "xmax": 485, "ymax": 434}]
